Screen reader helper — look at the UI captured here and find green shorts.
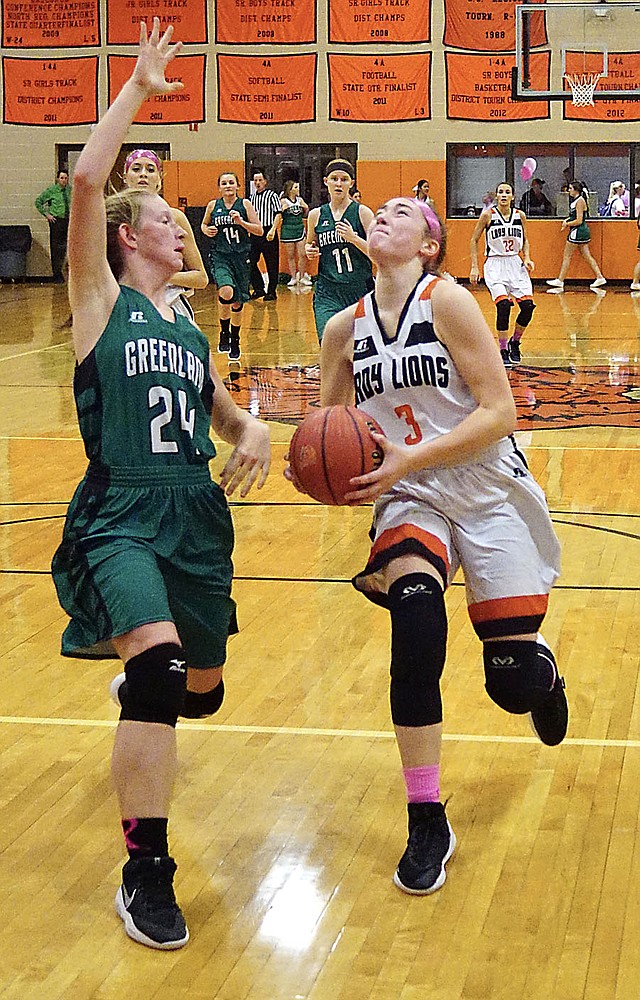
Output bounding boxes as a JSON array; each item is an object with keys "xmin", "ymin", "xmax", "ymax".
[
  {"xmin": 210, "ymin": 252, "xmax": 250, "ymax": 304},
  {"xmin": 313, "ymin": 277, "xmax": 374, "ymax": 342},
  {"xmin": 51, "ymin": 466, "xmax": 236, "ymax": 667}
]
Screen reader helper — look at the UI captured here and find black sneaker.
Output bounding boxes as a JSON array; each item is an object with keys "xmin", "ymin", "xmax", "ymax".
[
  {"xmin": 530, "ymin": 671, "xmax": 568, "ymax": 746},
  {"xmin": 218, "ymin": 330, "xmax": 230, "ymax": 354},
  {"xmin": 115, "ymin": 856, "xmax": 189, "ymax": 950},
  {"xmin": 508, "ymin": 338, "xmax": 521, "ymax": 364},
  {"xmin": 500, "ymin": 348, "xmax": 512, "ymax": 368},
  {"xmin": 393, "ymin": 801, "xmax": 456, "ymax": 895},
  {"xmin": 228, "ymin": 334, "xmax": 240, "ymax": 362}
]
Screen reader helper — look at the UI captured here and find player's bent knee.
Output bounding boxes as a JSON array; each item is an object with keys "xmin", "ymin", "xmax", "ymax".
[
  {"xmin": 181, "ymin": 680, "xmax": 225, "ymax": 719},
  {"xmin": 120, "ymin": 642, "xmax": 187, "ymax": 728},
  {"xmin": 231, "ymin": 303, "xmax": 243, "ymax": 313},
  {"xmin": 483, "ymin": 639, "xmax": 555, "ymax": 715},
  {"xmin": 218, "ymin": 292, "xmax": 234, "ymax": 305},
  {"xmin": 515, "ymin": 299, "xmax": 535, "ymax": 327},
  {"xmin": 388, "ymin": 573, "xmax": 447, "ymax": 727},
  {"xmin": 495, "ymin": 299, "xmax": 513, "ymax": 331}
]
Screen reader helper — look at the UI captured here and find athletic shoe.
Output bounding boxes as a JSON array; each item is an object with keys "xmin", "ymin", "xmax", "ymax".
[
  {"xmin": 546, "ymin": 278, "xmax": 564, "ymax": 288},
  {"xmin": 287, "ymin": 274, "xmax": 299, "ymax": 286},
  {"xmin": 630, "ymin": 282, "xmax": 640, "ymax": 290},
  {"xmin": 394, "ymin": 801, "xmax": 456, "ymax": 895},
  {"xmin": 218, "ymin": 330, "xmax": 230, "ymax": 354},
  {"xmin": 249, "ymin": 289, "xmax": 265, "ymax": 300},
  {"xmin": 228, "ymin": 334, "xmax": 241, "ymax": 362},
  {"xmin": 115, "ymin": 856, "xmax": 189, "ymax": 950},
  {"xmin": 508, "ymin": 338, "xmax": 521, "ymax": 364},
  {"xmin": 529, "ymin": 672, "xmax": 568, "ymax": 746},
  {"xmin": 500, "ymin": 348, "xmax": 512, "ymax": 368},
  {"xmin": 109, "ymin": 672, "xmax": 126, "ymax": 708},
  {"xmin": 590, "ymin": 277, "xmax": 606, "ymax": 289},
  {"xmin": 263, "ymin": 291, "xmax": 277, "ymax": 301},
  {"xmin": 300, "ymin": 273, "xmax": 313, "ymax": 286}
]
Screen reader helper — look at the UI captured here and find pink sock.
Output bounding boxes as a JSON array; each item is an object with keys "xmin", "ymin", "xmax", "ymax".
[
  {"xmin": 512, "ymin": 331, "xmax": 523, "ymax": 342},
  {"xmin": 499, "ymin": 337, "xmax": 508, "ymax": 350},
  {"xmin": 403, "ymin": 764, "xmax": 440, "ymax": 803}
]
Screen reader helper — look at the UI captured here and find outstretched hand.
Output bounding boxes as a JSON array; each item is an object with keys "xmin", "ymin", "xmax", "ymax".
[{"xmin": 131, "ymin": 18, "xmax": 184, "ymax": 99}]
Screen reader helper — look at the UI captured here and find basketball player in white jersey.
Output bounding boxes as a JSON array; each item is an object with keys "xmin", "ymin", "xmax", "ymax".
[
  {"xmin": 469, "ymin": 181, "xmax": 535, "ymax": 367},
  {"xmin": 312, "ymin": 197, "xmax": 566, "ymax": 897}
]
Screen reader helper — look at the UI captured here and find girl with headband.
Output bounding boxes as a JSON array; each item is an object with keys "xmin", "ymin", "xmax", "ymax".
[
  {"xmin": 123, "ymin": 147, "xmax": 208, "ymax": 322},
  {"xmin": 305, "ymin": 159, "xmax": 374, "ymax": 342},
  {"xmin": 290, "ymin": 195, "xmax": 565, "ymax": 896}
]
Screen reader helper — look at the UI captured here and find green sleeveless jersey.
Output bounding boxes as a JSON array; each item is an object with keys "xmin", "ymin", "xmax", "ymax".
[
  {"xmin": 315, "ymin": 200, "xmax": 373, "ymax": 288},
  {"xmin": 210, "ymin": 197, "xmax": 250, "ymax": 256},
  {"xmin": 74, "ymin": 286, "xmax": 216, "ymax": 472},
  {"xmin": 280, "ymin": 197, "xmax": 305, "ymax": 242}
]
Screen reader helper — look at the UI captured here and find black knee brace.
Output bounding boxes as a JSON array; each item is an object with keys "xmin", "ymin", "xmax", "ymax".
[
  {"xmin": 388, "ymin": 573, "xmax": 448, "ymax": 727},
  {"xmin": 181, "ymin": 681, "xmax": 225, "ymax": 719},
  {"xmin": 231, "ymin": 303, "xmax": 243, "ymax": 314},
  {"xmin": 120, "ymin": 642, "xmax": 187, "ymax": 728},
  {"xmin": 515, "ymin": 298, "xmax": 536, "ymax": 328},
  {"xmin": 483, "ymin": 639, "xmax": 555, "ymax": 715},
  {"xmin": 218, "ymin": 292, "xmax": 234, "ymax": 305},
  {"xmin": 495, "ymin": 298, "xmax": 513, "ymax": 332}
]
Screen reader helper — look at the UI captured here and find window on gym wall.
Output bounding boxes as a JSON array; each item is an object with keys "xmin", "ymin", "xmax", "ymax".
[
  {"xmin": 448, "ymin": 143, "xmax": 640, "ymax": 218},
  {"xmin": 57, "ymin": 143, "xmax": 171, "ymax": 195},
  {"xmin": 245, "ymin": 144, "xmax": 358, "ymax": 208}
]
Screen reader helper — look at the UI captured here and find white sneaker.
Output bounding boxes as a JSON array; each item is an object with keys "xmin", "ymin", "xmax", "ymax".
[
  {"xmin": 630, "ymin": 282, "xmax": 640, "ymax": 290},
  {"xmin": 109, "ymin": 672, "xmax": 126, "ymax": 708},
  {"xmin": 590, "ymin": 277, "xmax": 606, "ymax": 288},
  {"xmin": 287, "ymin": 275, "xmax": 297, "ymax": 287},
  {"xmin": 546, "ymin": 278, "xmax": 564, "ymax": 288},
  {"xmin": 300, "ymin": 273, "xmax": 313, "ymax": 286}
]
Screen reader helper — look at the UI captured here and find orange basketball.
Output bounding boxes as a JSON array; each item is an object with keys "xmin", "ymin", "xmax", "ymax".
[{"xmin": 289, "ymin": 405, "xmax": 384, "ymax": 505}]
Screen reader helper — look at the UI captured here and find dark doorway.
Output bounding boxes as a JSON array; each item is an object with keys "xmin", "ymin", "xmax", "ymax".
[{"xmin": 245, "ymin": 143, "xmax": 359, "ymax": 207}]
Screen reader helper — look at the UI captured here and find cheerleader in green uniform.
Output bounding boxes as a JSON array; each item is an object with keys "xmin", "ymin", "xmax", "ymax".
[{"xmin": 546, "ymin": 180, "xmax": 606, "ymax": 291}]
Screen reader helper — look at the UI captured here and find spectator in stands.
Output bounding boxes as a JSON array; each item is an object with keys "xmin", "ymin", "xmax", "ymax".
[{"xmin": 519, "ymin": 178, "xmax": 553, "ymax": 217}]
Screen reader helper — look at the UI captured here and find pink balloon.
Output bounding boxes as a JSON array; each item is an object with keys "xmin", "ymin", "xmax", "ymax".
[{"xmin": 520, "ymin": 156, "xmax": 537, "ymax": 182}]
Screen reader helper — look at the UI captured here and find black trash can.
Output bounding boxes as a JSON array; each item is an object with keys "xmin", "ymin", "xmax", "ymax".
[{"xmin": 0, "ymin": 226, "xmax": 32, "ymax": 278}]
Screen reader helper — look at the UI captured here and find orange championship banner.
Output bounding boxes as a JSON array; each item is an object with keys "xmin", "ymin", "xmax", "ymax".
[
  {"xmin": 328, "ymin": 0, "xmax": 430, "ymax": 44},
  {"xmin": 328, "ymin": 53, "xmax": 430, "ymax": 122},
  {"xmin": 217, "ymin": 54, "xmax": 316, "ymax": 124},
  {"xmin": 443, "ymin": 0, "xmax": 547, "ymax": 52},
  {"xmin": 107, "ymin": 0, "xmax": 207, "ymax": 44},
  {"xmin": 564, "ymin": 51, "xmax": 640, "ymax": 122},
  {"xmin": 215, "ymin": 0, "xmax": 316, "ymax": 45},
  {"xmin": 108, "ymin": 54, "xmax": 205, "ymax": 124},
  {"xmin": 446, "ymin": 52, "xmax": 550, "ymax": 120},
  {"xmin": 3, "ymin": 56, "xmax": 97, "ymax": 125},
  {"xmin": 2, "ymin": 0, "xmax": 99, "ymax": 48}
]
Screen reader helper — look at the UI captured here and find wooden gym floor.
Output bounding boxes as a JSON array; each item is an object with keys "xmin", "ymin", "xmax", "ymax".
[{"xmin": 0, "ymin": 278, "xmax": 638, "ymax": 999}]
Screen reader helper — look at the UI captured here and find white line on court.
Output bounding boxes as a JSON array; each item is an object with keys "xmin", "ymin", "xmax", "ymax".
[{"xmin": 0, "ymin": 714, "xmax": 638, "ymax": 748}]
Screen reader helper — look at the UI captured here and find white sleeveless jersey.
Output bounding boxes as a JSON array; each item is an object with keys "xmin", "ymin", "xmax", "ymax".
[
  {"xmin": 353, "ymin": 273, "xmax": 479, "ymax": 447},
  {"xmin": 485, "ymin": 207, "xmax": 524, "ymax": 257}
]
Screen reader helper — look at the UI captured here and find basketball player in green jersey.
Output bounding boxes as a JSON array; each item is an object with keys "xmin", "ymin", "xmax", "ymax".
[
  {"xmin": 305, "ymin": 159, "xmax": 374, "ymax": 342},
  {"xmin": 201, "ymin": 173, "xmax": 262, "ymax": 360},
  {"xmin": 51, "ymin": 20, "xmax": 270, "ymax": 950}
]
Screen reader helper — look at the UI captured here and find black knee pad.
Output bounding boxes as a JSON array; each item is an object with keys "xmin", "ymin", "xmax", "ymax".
[
  {"xmin": 231, "ymin": 303, "xmax": 243, "ymax": 314},
  {"xmin": 181, "ymin": 681, "xmax": 225, "ymax": 719},
  {"xmin": 483, "ymin": 639, "xmax": 555, "ymax": 715},
  {"xmin": 495, "ymin": 298, "xmax": 513, "ymax": 332},
  {"xmin": 388, "ymin": 574, "xmax": 448, "ymax": 727},
  {"xmin": 515, "ymin": 298, "xmax": 535, "ymax": 328},
  {"xmin": 120, "ymin": 642, "xmax": 187, "ymax": 727},
  {"xmin": 218, "ymin": 292, "xmax": 234, "ymax": 305}
]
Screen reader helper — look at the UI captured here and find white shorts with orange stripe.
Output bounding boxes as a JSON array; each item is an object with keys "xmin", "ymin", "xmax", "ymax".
[
  {"xmin": 353, "ymin": 438, "xmax": 560, "ymax": 640},
  {"xmin": 483, "ymin": 255, "xmax": 533, "ymax": 303}
]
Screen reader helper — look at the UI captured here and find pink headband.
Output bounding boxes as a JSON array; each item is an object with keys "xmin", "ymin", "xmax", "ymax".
[
  {"xmin": 124, "ymin": 149, "xmax": 162, "ymax": 173},
  {"xmin": 414, "ymin": 199, "xmax": 441, "ymax": 243}
]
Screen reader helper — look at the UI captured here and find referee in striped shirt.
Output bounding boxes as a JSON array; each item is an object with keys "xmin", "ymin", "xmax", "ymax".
[{"xmin": 249, "ymin": 169, "xmax": 281, "ymax": 300}]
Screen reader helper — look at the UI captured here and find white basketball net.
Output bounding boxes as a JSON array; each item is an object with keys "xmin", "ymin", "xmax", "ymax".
[{"xmin": 563, "ymin": 72, "xmax": 602, "ymax": 107}]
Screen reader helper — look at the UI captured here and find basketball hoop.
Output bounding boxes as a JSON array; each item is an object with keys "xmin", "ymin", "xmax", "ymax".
[{"xmin": 563, "ymin": 71, "xmax": 602, "ymax": 107}]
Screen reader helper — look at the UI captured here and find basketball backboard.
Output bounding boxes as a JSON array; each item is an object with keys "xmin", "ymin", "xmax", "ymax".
[{"xmin": 512, "ymin": 1, "xmax": 640, "ymax": 101}]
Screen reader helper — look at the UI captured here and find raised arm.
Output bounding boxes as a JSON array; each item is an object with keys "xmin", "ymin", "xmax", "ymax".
[
  {"xmin": 68, "ymin": 19, "xmax": 183, "ymax": 361},
  {"xmin": 169, "ymin": 207, "xmax": 208, "ymax": 289}
]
